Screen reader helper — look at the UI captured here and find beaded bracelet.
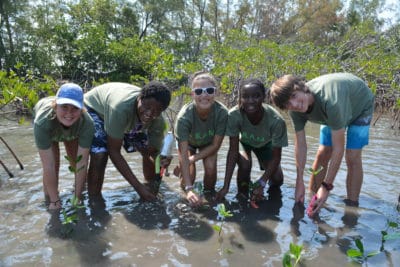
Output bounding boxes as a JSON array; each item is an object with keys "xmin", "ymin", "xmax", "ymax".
[{"xmin": 256, "ymin": 177, "xmax": 267, "ymax": 188}]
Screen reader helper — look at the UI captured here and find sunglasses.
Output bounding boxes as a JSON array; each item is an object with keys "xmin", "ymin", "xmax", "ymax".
[{"xmin": 192, "ymin": 87, "xmax": 216, "ymax": 96}]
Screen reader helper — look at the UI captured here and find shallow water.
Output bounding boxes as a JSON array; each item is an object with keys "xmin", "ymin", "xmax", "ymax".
[{"xmin": 0, "ymin": 115, "xmax": 399, "ymax": 267}]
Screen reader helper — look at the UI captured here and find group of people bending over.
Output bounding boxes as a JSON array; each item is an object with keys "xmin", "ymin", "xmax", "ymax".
[{"xmin": 33, "ymin": 71, "xmax": 374, "ymax": 217}]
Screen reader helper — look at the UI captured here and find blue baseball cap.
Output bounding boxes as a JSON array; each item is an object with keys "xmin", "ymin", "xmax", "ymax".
[{"xmin": 56, "ymin": 83, "xmax": 84, "ymax": 109}]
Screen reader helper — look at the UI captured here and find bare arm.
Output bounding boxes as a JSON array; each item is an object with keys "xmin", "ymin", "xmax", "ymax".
[
  {"xmin": 294, "ymin": 130, "xmax": 307, "ymax": 203},
  {"xmin": 39, "ymin": 147, "xmax": 60, "ymax": 209},
  {"xmin": 216, "ymin": 136, "xmax": 239, "ymax": 200},
  {"xmin": 107, "ymin": 135, "xmax": 155, "ymax": 200},
  {"xmin": 177, "ymin": 140, "xmax": 202, "ymax": 206},
  {"xmin": 74, "ymin": 146, "xmax": 90, "ymax": 201}
]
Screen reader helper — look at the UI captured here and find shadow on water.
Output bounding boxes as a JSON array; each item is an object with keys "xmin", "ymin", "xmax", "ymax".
[{"xmin": 46, "ymin": 195, "xmax": 112, "ymax": 266}]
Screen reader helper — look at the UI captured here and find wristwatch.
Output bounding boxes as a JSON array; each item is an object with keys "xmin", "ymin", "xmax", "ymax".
[{"xmin": 321, "ymin": 181, "xmax": 334, "ymax": 191}]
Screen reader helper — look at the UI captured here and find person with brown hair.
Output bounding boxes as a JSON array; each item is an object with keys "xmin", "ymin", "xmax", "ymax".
[{"xmin": 270, "ymin": 73, "xmax": 374, "ymax": 216}]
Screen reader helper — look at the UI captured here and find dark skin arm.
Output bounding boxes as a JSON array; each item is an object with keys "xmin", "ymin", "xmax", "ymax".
[
  {"xmin": 216, "ymin": 136, "xmax": 240, "ymax": 200},
  {"xmin": 107, "ymin": 135, "xmax": 156, "ymax": 201}
]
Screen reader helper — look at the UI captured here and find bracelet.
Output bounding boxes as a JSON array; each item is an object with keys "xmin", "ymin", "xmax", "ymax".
[
  {"xmin": 184, "ymin": 185, "xmax": 194, "ymax": 192},
  {"xmin": 50, "ymin": 199, "xmax": 61, "ymax": 205},
  {"xmin": 321, "ymin": 181, "xmax": 334, "ymax": 191},
  {"xmin": 256, "ymin": 177, "xmax": 267, "ymax": 188}
]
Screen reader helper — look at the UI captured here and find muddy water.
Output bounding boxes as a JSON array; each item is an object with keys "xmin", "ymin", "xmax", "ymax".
[{"xmin": 0, "ymin": 115, "xmax": 399, "ymax": 267}]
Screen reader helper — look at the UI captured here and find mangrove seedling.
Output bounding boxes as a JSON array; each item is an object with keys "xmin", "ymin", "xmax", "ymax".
[
  {"xmin": 307, "ymin": 166, "xmax": 324, "ymax": 176},
  {"xmin": 380, "ymin": 221, "xmax": 400, "ymax": 251},
  {"xmin": 213, "ymin": 203, "xmax": 233, "ymax": 237},
  {"xmin": 282, "ymin": 242, "xmax": 303, "ymax": 267},
  {"xmin": 346, "ymin": 238, "xmax": 380, "ymax": 264},
  {"xmin": 61, "ymin": 155, "xmax": 85, "ymax": 228},
  {"xmin": 213, "ymin": 203, "xmax": 234, "ymax": 254}
]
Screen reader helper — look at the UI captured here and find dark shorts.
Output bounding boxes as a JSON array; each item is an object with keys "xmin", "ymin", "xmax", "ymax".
[
  {"xmin": 87, "ymin": 108, "xmax": 108, "ymax": 154},
  {"xmin": 240, "ymin": 141, "xmax": 272, "ymax": 170},
  {"xmin": 86, "ymin": 108, "xmax": 148, "ymax": 154}
]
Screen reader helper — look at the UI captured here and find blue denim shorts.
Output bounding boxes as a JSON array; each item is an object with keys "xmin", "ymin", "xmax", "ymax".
[{"xmin": 320, "ymin": 116, "xmax": 372, "ymax": 149}]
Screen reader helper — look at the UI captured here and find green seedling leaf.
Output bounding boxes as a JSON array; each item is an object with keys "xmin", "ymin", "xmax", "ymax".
[
  {"xmin": 307, "ymin": 166, "xmax": 324, "ymax": 175},
  {"xmin": 75, "ymin": 154, "xmax": 82, "ymax": 163},
  {"xmin": 388, "ymin": 222, "xmax": 398, "ymax": 228},
  {"xmin": 347, "ymin": 249, "xmax": 363, "ymax": 258},
  {"xmin": 355, "ymin": 239, "xmax": 364, "ymax": 253},
  {"xmin": 384, "ymin": 233, "xmax": 400, "ymax": 240},
  {"xmin": 282, "ymin": 253, "xmax": 292, "ymax": 267},
  {"xmin": 217, "ymin": 203, "xmax": 233, "ymax": 218},
  {"xmin": 366, "ymin": 251, "xmax": 380, "ymax": 257},
  {"xmin": 68, "ymin": 166, "xmax": 76, "ymax": 173},
  {"xmin": 213, "ymin": 225, "xmax": 221, "ymax": 232},
  {"xmin": 290, "ymin": 243, "xmax": 303, "ymax": 258},
  {"xmin": 224, "ymin": 248, "xmax": 234, "ymax": 254}
]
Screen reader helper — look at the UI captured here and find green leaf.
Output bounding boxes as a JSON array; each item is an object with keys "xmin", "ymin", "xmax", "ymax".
[
  {"xmin": 75, "ymin": 154, "xmax": 83, "ymax": 163},
  {"xmin": 383, "ymin": 233, "xmax": 400, "ymax": 240},
  {"xmin": 212, "ymin": 225, "xmax": 221, "ymax": 232},
  {"xmin": 282, "ymin": 253, "xmax": 292, "ymax": 267},
  {"xmin": 355, "ymin": 239, "xmax": 364, "ymax": 253},
  {"xmin": 366, "ymin": 251, "xmax": 380, "ymax": 257},
  {"xmin": 347, "ymin": 249, "xmax": 363, "ymax": 258},
  {"xmin": 68, "ymin": 166, "xmax": 76, "ymax": 173},
  {"xmin": 224, "ymin": 248, "xmax": 234, "ymax": 254}
]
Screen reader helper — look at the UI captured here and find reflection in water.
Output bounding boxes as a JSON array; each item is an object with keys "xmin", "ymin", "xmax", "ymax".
[{"xmin": 0, "ymin": 116, "xmax": 400, "ymax": 266}]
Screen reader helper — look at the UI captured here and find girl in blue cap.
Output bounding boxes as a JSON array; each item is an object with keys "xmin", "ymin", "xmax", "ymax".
[{"xmin": 33, "ymin": 83, "xmax": 94, "ymax": 210}]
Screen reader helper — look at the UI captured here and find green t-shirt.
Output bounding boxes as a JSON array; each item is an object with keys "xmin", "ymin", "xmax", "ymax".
[
  {"xmin": 226, "ymin": 104, "xmax": 288, "ymax": 148},
  {"xmin": 84, "ymin": 82, "xmax": 165, "ymax": 150},
  {"xmin": 33, "ymin": 97, "xmax": 95, "ymax": 150},
  {"xmin": 174, "ymin": 101, "xmax": 228, "ymax": 147},
  {"xmin": 290, "ymin": 73, "xmax": 375, "ymax": 132}
]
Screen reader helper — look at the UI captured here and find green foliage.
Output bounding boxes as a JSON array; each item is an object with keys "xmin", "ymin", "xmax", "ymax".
[
  {"xmin": 307, "ymin": 166, "xmax": 324, "ymax": 175},
  {"xmin": 346, "ymin": 238, "xmax": 380, "ymax": 263},
  {"xmin": 0, "ymin": 68, "xmax": 56, "ymax": 117},
  {"xmin": 283, "ymin": 242, "xmax": 303, "ymax": 267},
  {"xmin": 60, "ymin": 154, "xmax": 85, "ymax": 231},
  {"xmin": 214, "ymin": 203, "xmax": 233, "ymax": 237}
]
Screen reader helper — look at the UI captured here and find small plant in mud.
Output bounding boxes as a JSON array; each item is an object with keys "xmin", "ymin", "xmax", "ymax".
[
  {"xmin": 307, "ymin": 166, "xmax": 324, "ymax": 175},
  {"xmin": 346, "ymin": 238, "xmax": 380, "ymax": 264},
  {"xmin": 60, "ymin": 155, "xmax": 85, "ymax": 232},
  {"xmin": 379, "ymin": 220, "xmax": 400, "ymax": 252},
  {"xmin": 347, "ymin": 220, "xmax": 400, "ymax": 264},
  {"xmin": 213, "ymin": 203, "xmax": 234, "ymax": 254},
  {"xmin": 282, "ymin": 242, "xmax": 303, "ymax": 267}
]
